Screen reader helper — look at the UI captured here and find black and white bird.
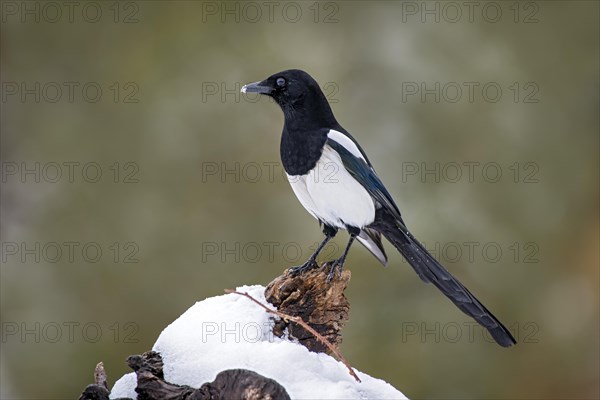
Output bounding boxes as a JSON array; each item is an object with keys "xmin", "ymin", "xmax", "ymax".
[{"xmin": 241, "ymin": 69, "xmax": 516, "ymax": 347}]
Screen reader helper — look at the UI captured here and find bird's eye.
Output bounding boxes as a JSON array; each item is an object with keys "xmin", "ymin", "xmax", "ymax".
[{"xmin": 276, "ymin": 77, "xmax": 286, "ymax": 87}]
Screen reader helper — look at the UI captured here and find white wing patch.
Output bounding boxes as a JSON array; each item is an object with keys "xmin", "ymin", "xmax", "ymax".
[
  {"xmin": 287, "ymin": 144, "xmax": 375, "ymax": 229},
  {"xmin": 327, "ymin": 129, "xmax": 367, "ymax": 162}
]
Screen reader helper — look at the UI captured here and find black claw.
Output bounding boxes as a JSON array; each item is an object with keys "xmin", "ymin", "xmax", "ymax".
[
  {"xmin": 324, "ymin": 259, "xmax": 344, "ymax": 283},
  {"xmin": 337, "ymin": 262, "xmax": 344, "ymax": 276},
  {"xmin": 289, "ymin": 258, "xmax": 318, "ymax": 276}
]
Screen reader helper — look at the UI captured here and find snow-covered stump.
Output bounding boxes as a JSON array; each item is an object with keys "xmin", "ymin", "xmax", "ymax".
[
  {"xmin": 79, "ymin": 267, "xmax": 407, "ymax": 399},
  {"xmin": 79, "ymin": 351, "xmax": 290, "ymax": 400},
  {"xmin": 265, "ymin": 267, "xmax": 351, "ymax": 353}
]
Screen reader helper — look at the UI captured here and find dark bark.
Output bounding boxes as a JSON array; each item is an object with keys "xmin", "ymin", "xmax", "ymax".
[
  {"xmin": 265, "ymin": 267, "xmax": 351, "ymax": 353},
  {"xmin": 79, "ymin": 351, "xmax": 290, "ymax": 400},
  {"xmin": 80, "ymin": 267, "xmax": 352, "ymax": 399}
]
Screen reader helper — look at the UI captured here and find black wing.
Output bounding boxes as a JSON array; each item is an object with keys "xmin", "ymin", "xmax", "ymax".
[
  {"xmin": 326, "ymin": 138, "xmax": 404, "ymax": 223},
  {"xmin": 327, "ymin": 137, "xmax": 516, "ymax": 347}
]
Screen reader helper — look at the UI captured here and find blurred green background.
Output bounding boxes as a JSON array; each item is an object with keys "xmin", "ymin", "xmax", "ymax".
[{"xmin": 1, "ymin": 1, "xmax": 598, "ymax": 399}]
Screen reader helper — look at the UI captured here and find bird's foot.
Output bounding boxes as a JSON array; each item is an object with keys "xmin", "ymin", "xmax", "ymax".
[
  {"xmin": 288, "ymin": 258, "xmax": 318, "ymax": 276},
  {"xmin": 323, "ymin": 258, "xmax": 344, "ymax": 283}
]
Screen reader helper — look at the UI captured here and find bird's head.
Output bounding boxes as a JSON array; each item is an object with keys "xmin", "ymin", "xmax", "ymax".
[{"xmin": 241, "ymin": 69, "xmax": 335, "ymax": 125}]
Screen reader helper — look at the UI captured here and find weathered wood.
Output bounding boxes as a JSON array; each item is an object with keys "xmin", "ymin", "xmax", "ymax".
[
  {"xmin": 79, "ymin": 351, "xmax": 290, "ymax": 400},
  {"xmin": 95, "ymin": 362, "xmax": 109, "ymax": 390},
  {"xmin": 228, "ymin": 287, "xmax": 360, "ymax": 382},
  {"xmin": 79, "ymin": 267, "xmax": 353, "ymax": 398},
  {"xmin": 200, "ymin": 368, "xmax": 292, "ymax": 400},
  {"xmin": 78, "ymin": 384, "xmax": 110, "ymax": 400},
  {"xmin": 265, "ymin": 266, "xmax": 351, "ymax": 353}
]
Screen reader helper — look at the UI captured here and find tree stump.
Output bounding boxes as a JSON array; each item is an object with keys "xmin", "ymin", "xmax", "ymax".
[
  {"xmin": 265, "ymin": 267, "xmax": 351, "ymax": 353},
  {"xmin": 79, "ymin": 266, "xmax": 352, "ymax": 399},
  {"xmin": 79, "ymin": 351, "xmax": 291, "ymax": 400}
]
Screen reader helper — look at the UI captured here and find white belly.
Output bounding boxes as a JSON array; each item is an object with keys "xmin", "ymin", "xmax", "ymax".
[{"xmin": 286, "ymin": 145, "xmax": 375, "ymax": 229}]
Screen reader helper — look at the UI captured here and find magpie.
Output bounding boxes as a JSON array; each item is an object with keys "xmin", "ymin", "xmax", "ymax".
[{"xmin": 241, "ymin": 69, "xmax": 516, "ymax": 347}]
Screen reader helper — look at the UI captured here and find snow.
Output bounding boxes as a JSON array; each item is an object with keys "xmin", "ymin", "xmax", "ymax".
[{"xmin": 110, "ymin": 284, "xmax": 407, "ymax": 399}]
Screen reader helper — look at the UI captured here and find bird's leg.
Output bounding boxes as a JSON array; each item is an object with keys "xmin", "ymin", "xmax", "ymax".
[
  {"xmin": 325, "ymin": 228, "xmax": 359, "ymax": 283},
  {"xmin": 289, "ymin": 225, "xmax": 337, "ymax": 276}
]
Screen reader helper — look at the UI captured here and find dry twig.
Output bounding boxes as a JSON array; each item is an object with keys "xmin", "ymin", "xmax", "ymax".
[{"xmin": 224, "ymin": 288, "xmax": 361, "ymax": 383}]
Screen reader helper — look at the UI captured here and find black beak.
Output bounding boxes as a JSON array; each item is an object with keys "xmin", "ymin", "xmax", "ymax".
[{"xmin": 241, "ymin": 80, "xmax": 273, "ymax": 95}]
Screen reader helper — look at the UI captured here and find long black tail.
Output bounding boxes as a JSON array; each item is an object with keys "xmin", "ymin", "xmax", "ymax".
[{"xmin": 370, "ymin": 211, "xmax": 516, "ymax": 347}]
